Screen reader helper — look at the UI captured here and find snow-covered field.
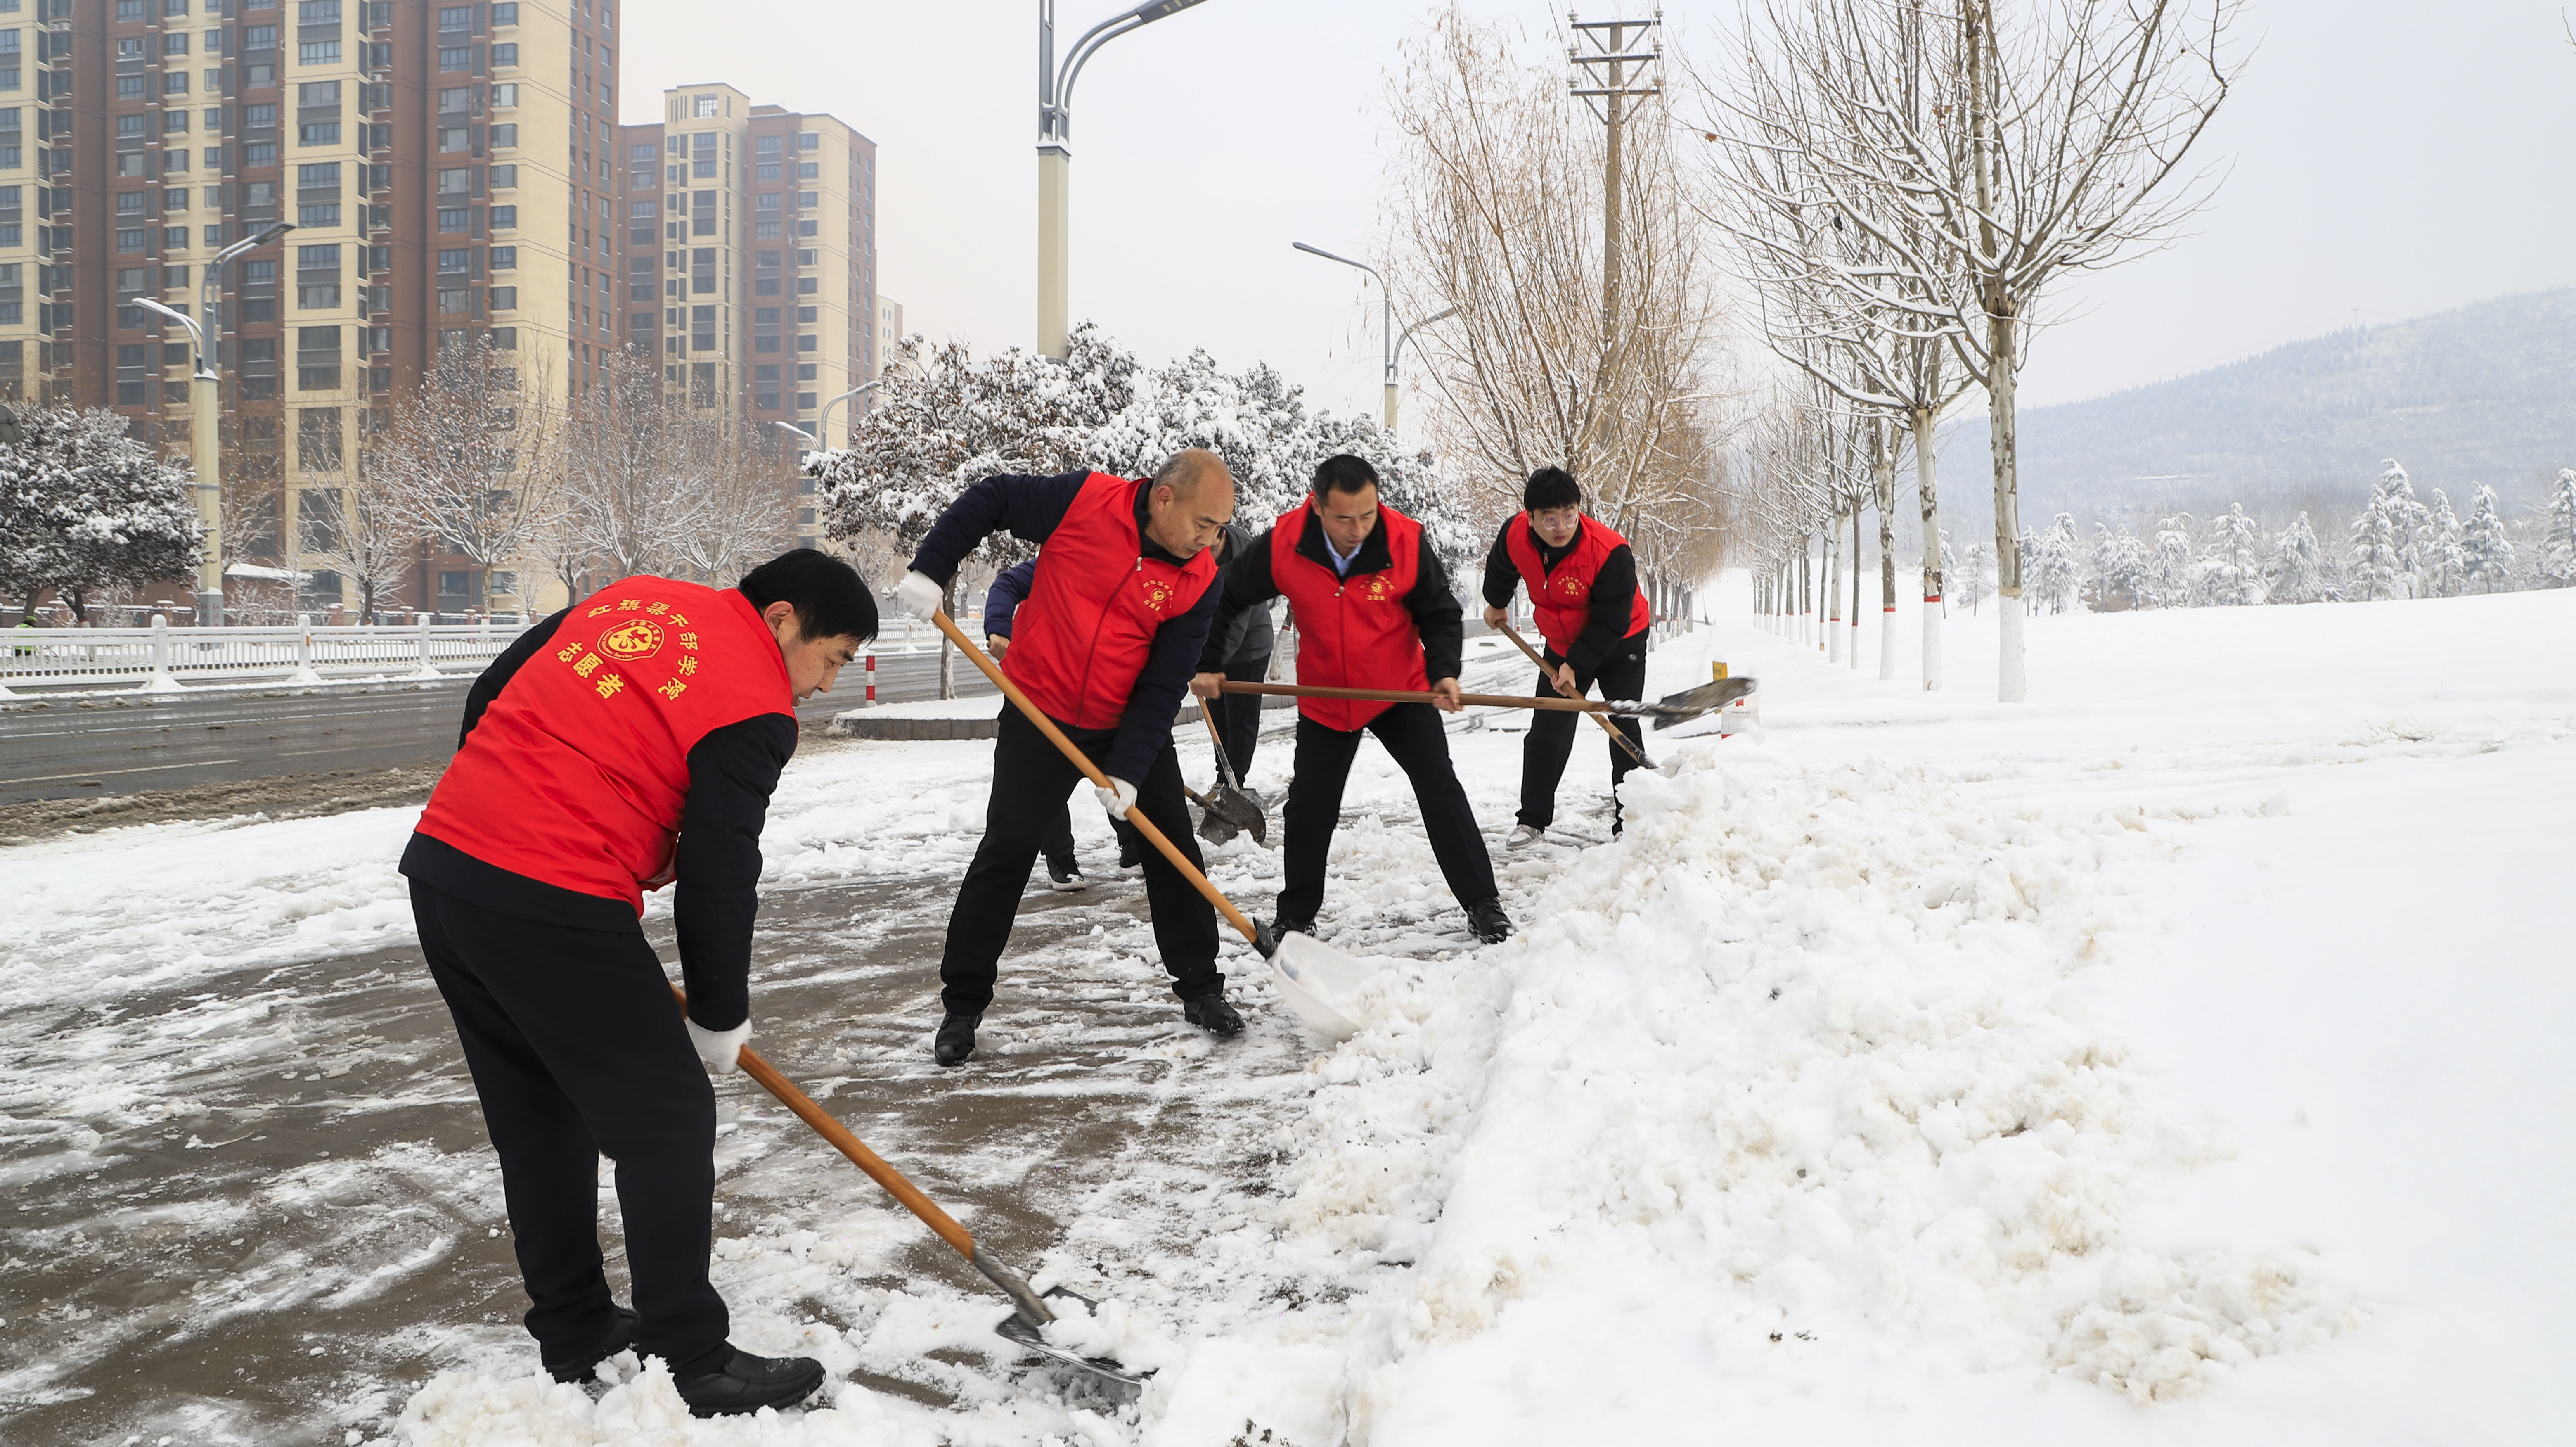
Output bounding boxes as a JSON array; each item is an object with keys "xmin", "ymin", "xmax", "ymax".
[{"xmin": 5, "ymin": 579, "xmax": 2569, "ymax": 1444}]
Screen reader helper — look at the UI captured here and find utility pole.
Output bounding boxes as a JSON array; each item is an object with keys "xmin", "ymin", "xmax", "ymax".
[{"xmin": 1567, "ymin": 12, "xmax": 1662, "ymax": 344}]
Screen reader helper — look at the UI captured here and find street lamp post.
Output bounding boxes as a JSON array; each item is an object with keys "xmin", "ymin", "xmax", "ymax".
[
  {"xmin": 814, "ymin": 379, "xmax": 881, "ymax": 450},
  {"xmin": 1036, "ymin": 0, "xmax": 1217, "ymax": 358},
  {"xmin": 1294, "ymin": 243, "xmax": 1454, "ymax": 436},
  {"xmin": 141, "ymin": 222, "xmax": 292, "ymax": 625}
]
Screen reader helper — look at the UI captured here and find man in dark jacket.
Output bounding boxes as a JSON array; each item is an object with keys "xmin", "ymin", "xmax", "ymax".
[
  {"xmin": 1193, "ymin": 455, "xmax": 1511, "ymax": 945},
  {"xmin": 1203, "ymin": 520, "xmax": 1276, "ymax": 781},
  {"xmin": 894, "ymin": 449, "xmax": 1243, "ymax": 1066},
  {"xmin": 400, "ymin": 548, "xmax": 874, "ymax": 1417},
  {"xmin": 1482, "ymin": 467, "xmax": 1653, "ymax": 842}
]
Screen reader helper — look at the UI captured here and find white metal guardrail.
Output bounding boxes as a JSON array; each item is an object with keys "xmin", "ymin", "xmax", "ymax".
[{"xmin": 0, "ymin": 617, "xmax": 533, "ymax": 695}]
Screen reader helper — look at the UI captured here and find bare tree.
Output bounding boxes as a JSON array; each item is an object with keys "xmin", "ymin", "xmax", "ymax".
[
  {"xmin": 1382, "ymin": 6, "xmax": 1731, "ymax": 573},
  {"xmin": 371, "ymin": 334, "xmax": 561, "ymax": 616},
  {"xmin": 297, "ymin": 407, "xmax": 420, "ymax": 624},
  {"xmin": 1703, "ymin": 0, "xmax": 2234, "ymax": 699},
  {"xmin": 549, "ymin": 347, "xmax": 709, "ymax": 591},
  {"xmin": 671, "ymin": 407, "xmax": 793, "ymax": 591}
]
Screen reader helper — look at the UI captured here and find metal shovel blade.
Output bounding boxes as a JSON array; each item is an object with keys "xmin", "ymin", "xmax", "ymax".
[
  {"xmin": 1612, "ymin": 675, "xmax": 1758, "ymax": 730},
  {"xmin": 1183, "ymin": 785, "xmax": 1243, "ymax": 846},
  {"xmin": 1203, "ymin": 777, "xmax": 1267, "ymax": 844},
  {"xmin": 992, "ymin": 1287, "xmax": 1151, "ymax": 1402}
]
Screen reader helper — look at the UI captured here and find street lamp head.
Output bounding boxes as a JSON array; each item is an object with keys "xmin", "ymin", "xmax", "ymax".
[
  {"xmin": 251, "ymin": 221, "xmax": 295, "ymax": 247},
  {"xmin": 1127, "ymin": 0, "xmax": 1211, "ymax": 20}
]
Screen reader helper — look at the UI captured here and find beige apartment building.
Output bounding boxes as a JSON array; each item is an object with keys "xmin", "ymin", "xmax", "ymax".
[{"xmin": 618, "ymin": 82, "xmax": 877, "ymax": 550}]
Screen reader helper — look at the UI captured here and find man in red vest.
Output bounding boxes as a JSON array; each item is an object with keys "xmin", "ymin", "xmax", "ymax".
[
  {"xmin": 400, "ymin": 549, "xmax": 876, "ymax": 1416},
  {"xmin": 1481, "ymin": 466, "xmax": 1653, "ymax": 844},
  {"xmin": 892, "ymin": 448, "xmax": 1241, "ymax": 1067},
  {"xmin": 1192, "ymin": 454, "xmax": 1511, "ymax": 946}
]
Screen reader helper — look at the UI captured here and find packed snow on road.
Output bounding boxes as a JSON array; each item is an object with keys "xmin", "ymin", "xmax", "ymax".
[{"xmin": 3, "ymin": 577, "xmax": 2568, "ymax": 1445}]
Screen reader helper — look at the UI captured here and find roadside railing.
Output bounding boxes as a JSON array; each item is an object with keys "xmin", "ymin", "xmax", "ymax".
[{"xmin": 0, "ymin": 617, "xmax": 533, "ymax": 694}]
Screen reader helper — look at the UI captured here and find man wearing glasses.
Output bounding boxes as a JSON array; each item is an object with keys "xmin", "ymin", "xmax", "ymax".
[{"xmin": 1481, "ymin": 467, "xmax": 1653, "ymax": 844}]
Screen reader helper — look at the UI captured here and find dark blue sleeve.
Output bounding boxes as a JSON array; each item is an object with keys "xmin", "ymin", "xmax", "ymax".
[
  {"xmin": 674, "ymin": 714, "xmax": 798, "ymax": 1033},
  {"xmin": 908, "ymin": 472, "xmax": 1088, "ymax": 586},
  {"xmin": 1106, "ymin": 579, "xmax": 1220, "ymax": 785},
  {"xmin": 1196, "ymin": 526, "xmax": 1281, "ymax": 672},
  {"xmin": 984, "ymin": 560, "xmax": 1037, "ymax": 639},
  {"xmin": 459, "ymin": 608, "xmax": 568, "ymax": 747}
]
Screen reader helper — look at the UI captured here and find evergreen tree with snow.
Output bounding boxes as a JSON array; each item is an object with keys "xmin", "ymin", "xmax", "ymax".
[
  {"xmin": 2349, "ymin": 459, "xmax": 2427, "ymax": 600},
  {"xmin": 2199, "ymin": 503, "xmax": 2263, "ymax": 605},
  {"xmin": 0, "ymin": 405, "xmax": 201, "ymax": 621},
  {"xmin": 2030, "ymin": 514, "xmax": 2083, "ymax": 614},
  {"xmin": 2421, "ymin": 489, "xmax": 2467, "ymax": 598},
  {"xmin": 2458, "ymin": 486, "xmax": 2517, "ymax": 594},
  {"xmin": 2086, "ymin": 522, "xmax": 2157, "ymax": 611},
  {"xmin": 2541, "ymin": 469, "xmax": 2576, "ymax": 588},
  {"xmin": 2269, "ymin": 511, "xmax": 2329, "ymax": 603},
  {"xmin": 1957, "ymin": 540, "xmax": 1995, "ymax": 613},
  {"xmin": 2152, "ymin": 512, "xmax": 2196, "ymax": 608}
]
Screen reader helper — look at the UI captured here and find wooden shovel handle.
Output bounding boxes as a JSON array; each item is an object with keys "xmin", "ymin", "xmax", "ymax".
[
  {"xmin": 931, "ymin": 610, "xmax": 1264, "ymax": 946},
  {"xmin": 1496, "ymin": 621, "xmax": 1650, "ymax": 766},
  {"xmin": 671, "ymin": 986, "xmax": 974, "ymax": 1260},
  {"xmin": 1217, "ymin": 679, "xmax": 1610, "ymax": 714}
]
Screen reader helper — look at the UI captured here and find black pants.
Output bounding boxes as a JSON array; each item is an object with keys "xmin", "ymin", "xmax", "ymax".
[
  {"xmin": 1519, "ymin": 633, "xmax": 1649, "ymax": 831},
  {"xmin": 1209, "ymin": 653, "xmax": 1271, "ymax": 780},
  {"xmin": 943, "ymin": 705, "xmax": 1221, "ymax": 1015},
  {"xmin": 1279, "ymin": 702, "xmax": 1498, "ymax": 924},
  {"xmin": 412, "ymin": 880, "xmax": 729, "ymax": 1376},
  {"xmin": 1034, "ymin": 805, "xmax": 1137, "ymax": 871}
]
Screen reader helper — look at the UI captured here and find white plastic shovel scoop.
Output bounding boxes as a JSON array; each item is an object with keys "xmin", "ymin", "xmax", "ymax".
[{"xmin": 1263, "ymin": 930, "xmax": 1382, "ymax": 1043}]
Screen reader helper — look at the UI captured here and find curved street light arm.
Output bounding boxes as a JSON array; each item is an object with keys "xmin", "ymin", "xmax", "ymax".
[{"xmin": 133, "ymin": 297, "xmax": 215, "ymax": 380}]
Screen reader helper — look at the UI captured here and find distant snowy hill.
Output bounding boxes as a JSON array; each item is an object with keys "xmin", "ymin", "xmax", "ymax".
[{"xmin": 1946, "ymin": 289, "xmax": 2576, "ymax": 525}]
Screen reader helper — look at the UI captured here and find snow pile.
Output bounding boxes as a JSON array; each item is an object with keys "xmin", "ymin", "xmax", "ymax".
[
  {"xmin": 388, "ymin": 1354, "xmax": 932, "ymax": 1447},
  {"xmin": 1333, "ymin": 741, "xmax": 2361, "ymax": 1440}
]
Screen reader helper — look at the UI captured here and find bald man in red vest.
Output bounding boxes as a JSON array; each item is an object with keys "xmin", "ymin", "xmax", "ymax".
[
  {"xmin": 1193, "ymin": 454, "xmax": 1511, "ymax": 946},
  {"xmin": 1481, "ymin": 466, "xmax": 1653, "ymax": 842},
  {"xmin": 400, "ymin": 549, "xmax": 874, "ymax": 1416},
  {"xmin": 892, "ymin": 448, "xmax": 1242, "ymax": 1067}
]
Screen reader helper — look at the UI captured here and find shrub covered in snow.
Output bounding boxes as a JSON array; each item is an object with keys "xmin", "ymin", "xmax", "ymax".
[{"xmin": 0, "ymin": 404, "xmax": 201, "ymax": 621}]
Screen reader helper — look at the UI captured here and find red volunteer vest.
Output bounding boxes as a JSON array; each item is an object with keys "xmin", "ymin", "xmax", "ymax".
[
  {"xmin": 1003, "ymin": 473, "xmax": 1219, "ymax": 728},
  {"xmin": 416, "ymin": 578, "xmax": 793, "ymax": 911},
  {"xmin": 1271, "ymin": 501, "xmax": 1429, "ymax": 731},
  {"xmin": 1504, "ymin": 513, "xmax": 1652, "ymax": 655}
]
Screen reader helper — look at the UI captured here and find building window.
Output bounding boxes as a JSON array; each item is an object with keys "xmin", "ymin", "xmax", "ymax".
[
  {"xmin": 491, "ymin": 42, "xmax": 516, "ymax": 66},
  {"xmin": 166, "ymin": 110, "xmax": 191, "ymax": 134},
  {"xmin": 245, "ymin": 143, "xmax": 280, "ymax": 168},
  {"xmin": 754, "ymin": 221, "xmax": 779, "ymax": 240},
  {"xmin": 755, "ymin": 193, "xmax": 780, "ymax": 214},
  {"xmin": 755, "ymin": 161, "xmax": 780, "ymax": 181},
  {"xmin": 297, "ymin": 204, "xmax": 339, "ymax": 227},
  {"xmin": 166, "ymin": 72, "xmax": 192, "ymax": 95},
  {"xmin": 299, "ymin": 41, "xmax": 340, "ymax": 66},
  {"xmin": 798, "ymin": 133, "xmax": 820, "ymax": 151},
  {"xmin": 690, "ymin": 248, "xmax": 714, "ymax": 294},
  {"xmin": 693, "ymin": 94, "xmax": 719, "ymax": 119},
  {"xmin": 490, "ymin": 123, "xmax": 516, "ymax": 148},
  {"xmin": 492, "ymin": 2, "xmax": 519, "ymax": 24},
  {"xmin": 436, "ymin": 247, "xmax": 471, "ymax": 275},
  {"xmin": 300, "ymin": 122, "xmax": 338, "ymax": 145},
  {"xmin": 488, "ymin": 285, "xmax": 515, "ymax": 309},
  {"xmin": 796, "ymin": 334, "xmax": 817, "ymax": 353},
  {"xmin": 488, "ymin": 164, "xmax": 515, "ymax": 188},
  {"xmin": 438, "ymin": 126, "xmax": 468, "ymax": 151},
  {"xmin": 797, "ymin": 161, "xmax": 818, "ymax": 180},
  {"xmin": 116, "ymin": 228, "xmax": 148, "ymax": 252},
  {"xmin": 438, "ymin": 45, "xmax": 469, "ymax": 69},
  {"xmin": 436, "ymin": 167, "xmax": 471, "ymax": 196},
  {"xmin": 691, "ymin": 190, "xmax": 714, "ymax": 236},
  {"xmin": 491, "ymin": 83, "xmax": 518, "ymax": 108},
  {"xmin": 488, "ymin": 245, "xmax": 515, "ymax": 269},
  {"xmin": 436, "ymin": 287, "xmax": 469, "ymax": 313},
  {"xmin": 489, "ymin": 204, "xmax": 516, "ymax": 228},
  {"xmin": 796, "ymin": 276, "xmax": 819, "ymax": 295},
  {"xmin": 436, "ymin": 207, "xmax": 470, "ymax": 232}
]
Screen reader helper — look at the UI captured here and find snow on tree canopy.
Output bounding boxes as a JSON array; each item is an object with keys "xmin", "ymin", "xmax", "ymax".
[
  {"xmin": 0, "ymin": 405, "xmax": 201, "ymax": 619},
  {"xmin": 811, "ymin": 323, "xmax": 1477, "ymax": 577}
]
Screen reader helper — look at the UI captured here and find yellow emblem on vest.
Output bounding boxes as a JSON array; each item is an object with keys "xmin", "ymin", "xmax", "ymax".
[
  {"xmin": 1558, "ymin": 574, "xmax": 1589, "ymax": 598},
  {"xmin": 1140, "ymin": 577, "xmax": 1174, "ymax": 614},
  {"xmin": 1364, "ymin": 574, "xmax": 1397, "ymax": 600},
  {"xmin": 598, "ymin": 617, "xmax": 668, "ymax": 661}
]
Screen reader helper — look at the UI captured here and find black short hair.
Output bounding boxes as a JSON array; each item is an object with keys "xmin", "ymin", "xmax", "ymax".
[
  {"xmin": 1523, "ymin": 467, "xmax": 1580, "ymax": 512},
  {"xmin": 738, "ymin": 548, "xmax": 878, "ymax": 643},
  {"xmin": 1312, "ymin": 454, "xmax": 1381, "ymax": 498}
]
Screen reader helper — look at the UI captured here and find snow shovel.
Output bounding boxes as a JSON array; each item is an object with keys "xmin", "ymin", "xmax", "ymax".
[
  {"xmin": 1494, "ymin": 620, "xmax": 1650, "ymax": 766},
  {"xmin": 1195, "ymin": 704, "xmax": 1267, "ymax": 844},
  {"xmin": 1181, "ymin": 782, "xmax": 1242, "ymax": 846},
  {"xmin": 1218, "ymin": 676, "xmax": 1757, "ymax": 728},
  {"xmin": 666, "ymin": 985, "xmax": 1144, "ymax": 1394},
  {"xmin": 933, "ymin": 610, "xmax": 1380, "ymax": 1041}
]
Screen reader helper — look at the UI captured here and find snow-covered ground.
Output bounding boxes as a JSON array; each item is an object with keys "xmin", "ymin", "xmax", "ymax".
[{"xmin": 4, "ymin": 581, "xmax": 2569, "ymax": 1444}]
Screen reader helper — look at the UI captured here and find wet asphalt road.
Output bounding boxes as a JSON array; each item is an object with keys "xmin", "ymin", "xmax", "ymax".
[{"xmin": 0, "ymin": 651, "xmax": 997, "ymax": 809}]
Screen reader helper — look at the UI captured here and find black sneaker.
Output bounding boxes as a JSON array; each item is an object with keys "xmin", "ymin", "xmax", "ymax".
[
  {"xmin": 1044, "ymin": 857, "xmax": 1087, "ymax": 892},
  {"xmin": 674, "ymin": 1347, "xmax": 826, "ymax": 1418},
  {"xmin": 1184, "ymin": 994, "xmax": 1243, "ymax": 1037},
  {"xmin": 1117, "ymin": 842, "xmax": 1143, "ymax": 877},
  {"xmin": 543, "ymin": 1306, "xmax": 637, "ymax": 1383},
  {"xmin": 1466, "ymin": 899, "xmax": 1514, "ymax": 944},
  {"xmin": 1270, "ymin": 914, "xmax": 1316, "ymax": 940},
  {"xmin": 933, "ymin": 1013, "xmax": 979, "ymax": 1067}
]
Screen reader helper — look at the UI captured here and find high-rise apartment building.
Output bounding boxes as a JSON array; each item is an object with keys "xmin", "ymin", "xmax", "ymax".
[
  {"xmin": 4, "ymin": 0, "xmax": 628, "ymax": 614},
  {"xmin": 619, "ymin": 81, "xmax": 878, "ymax": 547}
]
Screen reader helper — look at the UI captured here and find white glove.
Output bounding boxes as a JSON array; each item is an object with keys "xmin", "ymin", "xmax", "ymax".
[
  {"xmin": 1094, "ymin": 776, "xmax": 1138, "ymax": 823},
  {"xmin": 894, "ymin": 570, "xmax": 944, "ymax": 621},
  {"xmin": 686, "ymin": 1017, "xmax": 751, "ymax": 1076}
]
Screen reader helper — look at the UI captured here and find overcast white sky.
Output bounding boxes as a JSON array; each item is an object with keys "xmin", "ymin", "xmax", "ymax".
[{"xmin": 622, "ymin": 0, "xmax": 2576, "ymax": 419}]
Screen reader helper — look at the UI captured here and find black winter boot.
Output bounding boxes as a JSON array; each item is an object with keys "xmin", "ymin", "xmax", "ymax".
[
  {"xmin": 1466, "ymin": 899, "xmax": 1514, "ymax": 944},
  {"xmin": 933, "ymin": 1013, "xmax": 980, "ymax": 1067},
  {"xmin": 543, "ymin": 1306, "xmax": 637, "ymax": 1383},
  {"xmin": 674, "ymin": 1347, "xmax": 826, "ymax": 1418},
  {"xmin": 1184, "ymin": 993, "xmax": 1243, "ymax": 1037}
]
